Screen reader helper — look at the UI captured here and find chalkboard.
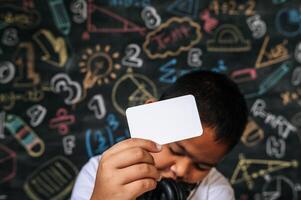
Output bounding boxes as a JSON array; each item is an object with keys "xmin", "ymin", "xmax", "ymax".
[{"xmin": 1, "ymin": 0, "xmax": 301, "ymax": 199}]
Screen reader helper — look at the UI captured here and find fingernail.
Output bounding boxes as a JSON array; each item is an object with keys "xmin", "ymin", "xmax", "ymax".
[
  {"xmin": 157, "ymin": 175, "xmax": 162, "ymax": 182},
  {"xmin": 156, "ymin": 143, "xmax": 162, "ymax": 151}
]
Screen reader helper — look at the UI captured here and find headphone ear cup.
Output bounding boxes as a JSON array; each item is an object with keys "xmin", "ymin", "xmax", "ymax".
[
  {"xmin": 137, "ymin": 178, "xmax": 196, "ymax": 200},
  {"xmin": 159, "ymin": 179, "xmax": 184, "ymax": 199}
]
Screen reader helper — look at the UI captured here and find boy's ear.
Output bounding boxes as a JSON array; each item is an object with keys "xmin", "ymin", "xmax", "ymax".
[{"xmin": 144, "ymin": 98, "xmax": 157, "ymax": 104}]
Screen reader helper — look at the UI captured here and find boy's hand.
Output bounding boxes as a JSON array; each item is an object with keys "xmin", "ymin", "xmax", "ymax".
[{"xmin": 90, "ymin": 138, "xmax": 162, "ymax": 200}]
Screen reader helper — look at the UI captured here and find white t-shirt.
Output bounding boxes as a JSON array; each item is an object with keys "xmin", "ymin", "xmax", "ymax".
[{"xmin": 71, "ymin": 155, "xmax": 235, "ymax": 200}]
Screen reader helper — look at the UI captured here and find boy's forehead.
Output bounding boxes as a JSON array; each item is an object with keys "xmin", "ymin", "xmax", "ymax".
[{"xmin": 177, "ymin": 128, "xmax": 228, "ymax": 162}]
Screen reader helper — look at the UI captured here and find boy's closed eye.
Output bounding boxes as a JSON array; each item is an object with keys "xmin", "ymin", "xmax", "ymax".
[{"xmin": 168, "ymin": 144, "xmax": 214, "ymax": 171}]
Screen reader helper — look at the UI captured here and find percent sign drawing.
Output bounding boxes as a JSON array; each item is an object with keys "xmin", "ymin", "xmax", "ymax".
[{"xmin": 49, "ymin": 108, "xmax": 75, "ymax": 135}]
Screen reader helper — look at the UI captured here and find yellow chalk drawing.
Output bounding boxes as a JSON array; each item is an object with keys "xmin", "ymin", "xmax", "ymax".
[
  {"xmin": 255, "ymin": 36, "xmax": 290, "ymax": 69},
  {"xmin": 280, "ymin": 88, "xmax": 301, "ymax": 106},
  {"xmin": 112, "ymin": 68, "xmax": 157, "ymax": 115},
  {"xmin": 33, "ymin": 29, "xmax": 68, "ymax": 67},
  {"xmin": 13, "ymin": 42, "xmax": 40, "ymax": 87},
  {"xmin": 230, "ymin": 154, "xmax": 298, "ymax": 190},
  {"xmin": 79, "ymin": 44, "xmax": 121, "ymax": 91},
  {"xmin": 241, "ymin": 119, "xmax": 264, "ymax": 147},
  {"xmin": 207, "ymin": 24, "xmax": 251, "ymax": 52},
  {"xmin": 24, "ymin": 156, "xmax": 78, "ymax": 200}
]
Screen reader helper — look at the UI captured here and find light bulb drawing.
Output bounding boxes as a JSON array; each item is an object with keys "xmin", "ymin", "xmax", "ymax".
[{"xmin": 79, "ymin": 44, "xmax": 121, "ymax": 91}]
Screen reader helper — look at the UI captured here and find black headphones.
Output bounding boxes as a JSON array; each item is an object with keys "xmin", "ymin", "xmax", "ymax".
[{"xmin": 137, "ymin": 178, "xmax": 197, "ymax": 200}]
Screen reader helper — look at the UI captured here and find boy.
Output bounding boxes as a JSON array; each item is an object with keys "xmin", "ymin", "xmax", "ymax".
[{"xmin": 71, "ymin": 71, "xmax": 248, "ymax": 200}]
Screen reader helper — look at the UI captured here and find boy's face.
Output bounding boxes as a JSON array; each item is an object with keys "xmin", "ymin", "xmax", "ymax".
[{"xmin": 150, "ymin": 126, "xmax": 229, "ymax": 184}]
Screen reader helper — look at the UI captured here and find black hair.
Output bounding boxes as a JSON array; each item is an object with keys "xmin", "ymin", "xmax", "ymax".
[{"xmin": 159, "ymin": 70, "xmax": 248, "ymax": 151}]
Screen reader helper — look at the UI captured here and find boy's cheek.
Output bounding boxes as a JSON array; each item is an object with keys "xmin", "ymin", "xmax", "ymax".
[{"xmin": 190, "ymin": 170, "xmax": 211, "ymax": 183}]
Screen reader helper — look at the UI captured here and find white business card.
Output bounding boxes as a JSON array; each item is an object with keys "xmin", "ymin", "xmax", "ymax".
[{"xmin": 125, "ymin": 94, "xmax": 203, "ymax": 144}]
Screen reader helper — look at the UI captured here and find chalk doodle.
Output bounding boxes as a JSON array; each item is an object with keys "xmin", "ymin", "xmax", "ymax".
[
  {"xmin": 0, "ymin": 112, "xmax": 5, "ymax": 139},
  {"xmin": 82, "ymin": 0, "xmax": 145, "ymax": 39},
  {"xmin": 0, "ymin": 88, "xmax": 44, "ymax": 110},
  {"xmin": 200, "ymin": 9, "xmax": 219, "ymax": 33},
  {"xmin": 33, "ymin": 29, "xmax": 68, "ymax": 67},
  {"xmin": 291, "ymin": 67, "xmax": 301, "ymax": 86},
  {"xmin": 275, "ymin": 7, "xmax": 301, "ymax": 37},
  {"xmin": 26, "ymin": 104, "xmax": 47, "ymax": 127},
  {"xmin": 247, "ymin": 14, "xmax": 267, "ymax": 39},
  {"xmin": 209, "ymin": 0, "xmax": 256, "ymax": 16},
  {"xmin": 108, "ymin": 0, "xmax": 151, "ymax": 7},
  {"xmin": 141, "ymin": 6, "xmax": 161, "ymax": 29},
  {"xmin": 280, "ymin": 88, "xmax": 301, "ymax": 106},
  {"xmin": 143, "ymin": 17, "xmax": 202, "ymax": 59},
  {"xmin": 266, "ymin": 136, "xmax": 286, "ymax": 159},
  {"xmin": 112, "ymin": 68, "xmax": 157, "ymax": 115},
  {"xmin": 1, "ymin": 28, "xmax": 19, "ymax": 46},
  {"xmin": 4, "ymin": 114, "xmax": 45, "ymax": 157},
  {"xmin": 241, "ymin": 119, "xmax": 264, "ymax": 147},
  {"xmin": 13, "ymin": 42, "xmax": 40, "ymax": 87},
  {"xmin": 207, "ymin": 24, "xmax": 251, "ymax": 52},
  {"xmin": 295, "ymin": 42, "xmax": 301, "ymax": 64},
  {"xmin": 246, "ymin": 62, "xmax": 293, "ymax": 99},
  {"xmin": 0, "ymin": 5, "xmax": 40, "ymax": 29},
  {"xmin": 211, "ymin": 60, "xmax": 227, "ymax": 73},
  {"xmin": 62, "ymin": 135, "xmax": 76, "ymax": 155},
  {"xmin": 70, "ymin": 0, "xmax": 87, "ymax": 24},
  {"xmin": 255, "ymin": 36, "xmax": 290, "ymax": 69},
  {"xmin": 88, "ymin": 94, "xmax": 106, "ymax": 120},
  {"xmin": 291, "ymin": 112, "xmax": 301, "ymax": 142},
  {"xmin": 231, "ymin": 68, "xmax": 257, "ymax": 84},
  {"xmin": 0, "ymin": 61, "xmax": 15, "ymax": 84},
  {"xmin": 159, "ymin": 58, "xmax": 195, "ymax": 84},
  {"xmin": 0, "ymin": 145, "xmax": 16, "ymax": 183},
  {"xmin": 49, "ymin": 108, "xmax": 75, "ymax": 135},
  {"xmin": 50, "ymin": 73, "xmax": 82, "ymax": 105},
  {"xmin": 121, "ymin": 44, "xmax": 143, "ymax": 68},
  {"xmin": 230, "ymin": 154, "xmax": 298, "ymax": 190},
  {"xmin": 262, "ymin": 176, "xmax": 300, "ymax": 200},
  {"xmin": 272, "ymin": 0, "xmax": 287, "ymax": 4},
  {"xmin": 85, "ymin": 114, "xmax": 130, "ymax": 157},
  {"xmin": 23, "ymin": 156, "xmax": 78, "ymax": 200},
  {"xmin": 79, "ymin": 44, "xmax": 121, "ymax": 93},
  {"xmin": 167, "ymin": 0, "xmax": 200, "ymax": 19},
  {"xmin": 251, "ymin": 99, "xmax": 297, "ymax": 139},
  {"xmin": 187, "ymin": 48, "xmax": 202, "ymax": 67},
  {"xmin": 48, "ymin": 0, "xmax": 71, "ymax": 35},
  {"xmin": 22, "ymin": 0, "xmax": 34, "ymax": 9}
]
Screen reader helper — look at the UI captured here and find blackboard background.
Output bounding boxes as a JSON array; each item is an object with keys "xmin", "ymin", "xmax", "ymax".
[{"xmin": 0, "ymin": 0, "xmax": 301, "ymax": 199}]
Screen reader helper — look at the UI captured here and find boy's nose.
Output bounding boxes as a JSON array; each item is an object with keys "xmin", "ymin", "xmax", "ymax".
[{"xmin": 170, "ymin": 157, "xmax": 191, "ymax": 179}]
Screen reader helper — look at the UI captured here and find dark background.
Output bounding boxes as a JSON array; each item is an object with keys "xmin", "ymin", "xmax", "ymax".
[{"xmin": 0, "ymin": 0, "xmax": 301, "ymax": 199}]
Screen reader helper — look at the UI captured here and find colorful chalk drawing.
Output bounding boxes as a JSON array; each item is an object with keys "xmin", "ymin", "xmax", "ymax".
[
  {"xmin": 143, "ymin": 17, "xmax": 202, "ymax": 59},
  {"xmin": 4, "ymin": 114, "xmax": 45, "ymax": 157}
]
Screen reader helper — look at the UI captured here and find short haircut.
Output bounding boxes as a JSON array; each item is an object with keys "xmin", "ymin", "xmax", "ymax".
[{"xmin": 159, "ymin": 70, "xmax": 248, "ymax": 151}]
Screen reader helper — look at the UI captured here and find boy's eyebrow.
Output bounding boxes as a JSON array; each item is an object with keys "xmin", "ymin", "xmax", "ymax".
[{"xmin": 175, "ymin": 142, "xmax": 216, "ymax": 168}]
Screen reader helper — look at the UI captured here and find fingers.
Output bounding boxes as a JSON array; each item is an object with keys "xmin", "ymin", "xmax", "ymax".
[
  {"xmin": 108, "ymin": 147, "xmax": 155, "ymax": 169},
  {"xmin": 118, "ymin": 163, "xmax": 161, "ymax": 184},
  {"xmin": 124, "ymin": 178, "xmax": 157, "ymax": 198},
  {"xmin": 103, "ymin": 138, "xmax": 162, "ymax": 159}
]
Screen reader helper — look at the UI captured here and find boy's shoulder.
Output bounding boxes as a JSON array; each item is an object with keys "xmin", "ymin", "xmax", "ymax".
[{"xmin": 191, "ymin": 168, "xmax": 235, "ymax": 200}]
